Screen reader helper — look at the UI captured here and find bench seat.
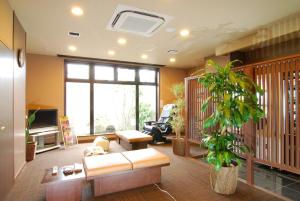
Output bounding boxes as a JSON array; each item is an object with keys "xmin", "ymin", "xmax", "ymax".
[{"xmin": 83, "ymin": 148, "xmax": 170, "ymax": 196}]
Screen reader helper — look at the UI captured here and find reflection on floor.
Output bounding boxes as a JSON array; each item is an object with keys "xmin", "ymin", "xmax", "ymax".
[
  {"xmin": 238, "ymin": 161, "xmax": 300, "ymax": 201},
  {"xmin": 200, "ymin": 155, "xmax": 300, "ymax": 201}
]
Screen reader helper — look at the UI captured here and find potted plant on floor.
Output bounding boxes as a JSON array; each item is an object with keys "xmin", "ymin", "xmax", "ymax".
[
  {"xmin": 198, "ymin": 60, "xmax": 263, "ymax": 194},
  {"xmin": 170, "ymin": 83, "xmax": 185, "ymax": 156},
  {"xmin": 25, "ymin": 109, "xmax": 38, "ymax": 162}
]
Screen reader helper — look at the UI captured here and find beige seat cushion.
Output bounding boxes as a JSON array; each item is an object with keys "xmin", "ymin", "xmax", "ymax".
[
  {"xmin": 116, "ymin": 130, "xmax": 152, "ymax": 143},
  {"xmin": 122, "ymin": 148, "xmax": 170, "ymax": 169},
  {"xmin": 83, "ymin": 153, "xmax": 132, "ymax": 178}
]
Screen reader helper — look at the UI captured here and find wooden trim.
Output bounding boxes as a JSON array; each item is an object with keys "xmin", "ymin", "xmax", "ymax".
[{"xmin": 58, "ymin": 54, "xmax": 165, "ymax": 68}]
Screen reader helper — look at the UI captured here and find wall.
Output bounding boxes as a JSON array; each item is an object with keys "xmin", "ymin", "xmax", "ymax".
[
  {"xmin": 26, "ymin": 54, "xmax": 64, "ymax": 116},
  {"xmin": 13, "ymin": 14, "xmax": 26, "ymax": 178},
  {"xmin": 159, "ymin": 67, "xmax": 189, "ymax": 109},
  {"xmin": 0, "ymin": 0, "xmax": 13, "ymax": 49},
  {"xmin": 26, "ymin": 54, "xmax": 190, "ymax": 117}
]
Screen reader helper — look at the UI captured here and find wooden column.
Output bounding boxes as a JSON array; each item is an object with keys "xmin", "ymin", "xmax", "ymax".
[
  {"xmin": 184, "ymin": 78, "xmax": 190, "ymax": 156},
  {"xmin": 243, "ymin": 66, "xmax": 256, "ymax": 185}
]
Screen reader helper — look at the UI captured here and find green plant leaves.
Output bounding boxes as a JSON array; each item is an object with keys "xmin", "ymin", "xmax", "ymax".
[{"xmin": 198, "ymin": 60, "xmax": 264, "ymax": 170}]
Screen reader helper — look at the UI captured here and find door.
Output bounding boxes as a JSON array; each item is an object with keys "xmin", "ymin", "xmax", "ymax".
[{"xmin": 0, "ymin": 41, "xmax": 14, "ymax": 199}]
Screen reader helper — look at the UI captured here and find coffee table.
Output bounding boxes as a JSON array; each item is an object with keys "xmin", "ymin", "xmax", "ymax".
[
  {"xmin": 41, "ymin": 164, "xmax": 85, "ymax": 201},
  {"xmin": 115, "ymin": 130, "xmax": 153, "ymax": 150}
]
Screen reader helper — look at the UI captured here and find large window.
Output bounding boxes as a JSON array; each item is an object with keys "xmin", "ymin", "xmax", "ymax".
[{"xmin": 65, "ymin": 62, "xmax": 159, "ymax": 135}]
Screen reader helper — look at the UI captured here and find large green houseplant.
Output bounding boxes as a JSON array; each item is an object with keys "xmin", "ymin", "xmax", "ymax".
[
  {"xmin": 170, "ymin": 83, "xmax": 185, "ymax": 156},
  {"xmin": 198, "ymin": 60, "xmax": 263, "ymax": 194},
  {"xmin": 25, "ymin": 109, "xmax": 38, "ymax": 162}
]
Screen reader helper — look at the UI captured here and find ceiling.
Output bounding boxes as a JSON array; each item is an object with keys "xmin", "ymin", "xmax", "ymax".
[{"xmin": 8, "ymin": 0, "xmax": 300, "ymax": 68}]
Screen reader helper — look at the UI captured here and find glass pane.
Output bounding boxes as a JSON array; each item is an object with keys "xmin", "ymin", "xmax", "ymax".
[
  {"xmin": 117, "ymin": 68, "xmax": 135, "ymax": 81},
  {"xmin": 67, "ymin": 63, "xmax": 89, "ymax": 79},
  {"xmin": 66, "ymin": 82, "xmax": 90, "ymax": 135},
  {"xmin": 94, "ymin": 84, "xmax": 136, "ymax": 133},
  {"xmin": 95, "ymin": 66, "xmax": 114, "ymax": 81},
  {"xmin": 139, "ymin": 69, "xmax": 155, "ymax": 83},
  {"xmin": 139, "ymin": 85, "xmax": 156, "ymax": 130}
]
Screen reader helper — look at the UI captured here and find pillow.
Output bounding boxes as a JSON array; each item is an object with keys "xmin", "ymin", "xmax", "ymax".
[{"xmin": 84, "ymin": 146, "xmax": 105, "ymax": 157}]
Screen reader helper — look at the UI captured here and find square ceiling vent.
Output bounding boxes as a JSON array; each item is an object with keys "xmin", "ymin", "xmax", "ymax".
[{"xmin": 107, "ymin": 4, "xmax": 172, "ymax": 37}]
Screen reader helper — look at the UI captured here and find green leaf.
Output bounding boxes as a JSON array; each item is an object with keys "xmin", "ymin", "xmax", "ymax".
[{"xmin": 201, "ymin": 96, "xmax": 212, "ymax": 112}]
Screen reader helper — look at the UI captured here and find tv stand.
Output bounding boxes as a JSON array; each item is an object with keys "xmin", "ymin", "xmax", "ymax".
[{"xmin": 30, "ymin": 127, "xmax": 61, "ymax": 153}]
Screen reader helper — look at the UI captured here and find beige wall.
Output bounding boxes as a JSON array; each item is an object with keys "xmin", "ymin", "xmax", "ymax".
[
  {"xmin": 159, "ymin": 67, "xmax": 188, "ymax": 109},
  {"xmin": 13, "ymin": 14, "xmax": 26, "ymax": 178},
  {"xmin": 26, "ymin": 54, "xmax": 64, "ymax": 116}
]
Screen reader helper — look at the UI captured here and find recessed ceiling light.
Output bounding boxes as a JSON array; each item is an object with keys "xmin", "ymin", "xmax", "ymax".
[
  {"xmin": 108, "ymin": 50, "xmax": 115, "ymax": 56},
  {"xmin": 118, "ymin": 38, "xmax": 127, "ymax": 45},
  {"xmin": 68, "ymin": 45, "xmax": 77, "ymax": 51},
  {"xmin": 170, "ymin": 58, "xmax": 176, "ymax": 63},
  {"xmin": 180, "ymin": 29, "xmax": 190, "ymax": 37},
  {"xmin": 71, "ymin": 6, "xmax": 84, "ymax": 16},
  {"xmin": 141, "ymin": 54, "xmax": 148, "ymax": 59}
]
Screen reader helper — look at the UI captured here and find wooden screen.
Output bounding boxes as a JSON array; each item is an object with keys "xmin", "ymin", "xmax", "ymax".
[
  {"xmin": 185, "ymin": 54, "xmax": 300, "ymax": 175},
  {"xmin": 253, "ymin": 56, "xmax": 300, "ymax": 174},
  {"xmin": 185, "ymin": 76, "xmax": 211, "ymax": 144}
]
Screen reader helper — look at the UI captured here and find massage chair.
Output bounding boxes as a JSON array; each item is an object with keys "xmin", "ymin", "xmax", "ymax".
[{"xmin": 142, "ymin": 104, "xmax": 175, "ymax": 144}]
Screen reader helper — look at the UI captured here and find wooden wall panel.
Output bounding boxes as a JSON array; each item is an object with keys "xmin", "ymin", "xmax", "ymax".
[{"xmin": 185, "ymin": 54, "xmax": 300, "ymax": 175}]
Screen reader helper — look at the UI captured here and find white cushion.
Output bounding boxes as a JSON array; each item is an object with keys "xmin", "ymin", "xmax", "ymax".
[
  {"xmin": 84, "ymin": 146, "xmax": 105, "ymax": 157},
  {"xmin": 93, "ymin": 136, "xmax": 110, "ymax": 151},
  {"xmin": 83, "ymin": 153, "xmax": 132, "ymax": 178},
  {"xmin": 122, "ymin": 148, "xmax": 170, "ymax": 169}
]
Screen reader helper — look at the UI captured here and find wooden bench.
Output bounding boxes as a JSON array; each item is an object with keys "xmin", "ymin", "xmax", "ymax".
[
  {"xmin": 83, "ymin": 148, "xmax": 170, "ymax": 197},
  {"xmin": 115, "ymin": 130, "xmax": 153, "ymax": 150}
]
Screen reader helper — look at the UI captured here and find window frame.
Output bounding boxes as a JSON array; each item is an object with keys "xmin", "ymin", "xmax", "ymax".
[{"xmin": 64, "ymin": 60, "xmax": 160, "ymax": 135}]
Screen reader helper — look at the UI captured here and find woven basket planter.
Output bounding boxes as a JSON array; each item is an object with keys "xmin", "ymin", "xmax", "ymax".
[
  {"xmin": 172, "ymin": 138, "xmax": 185, "ymax": 156},
  {"xmin": 210, "ymin": 165, "xmax": 238, "ymax": 195}
]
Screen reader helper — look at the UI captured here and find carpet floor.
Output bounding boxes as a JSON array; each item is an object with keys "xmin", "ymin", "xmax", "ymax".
[{"xmin": 5, "ymin": 141, "xmax": 287, "ymax": 201}]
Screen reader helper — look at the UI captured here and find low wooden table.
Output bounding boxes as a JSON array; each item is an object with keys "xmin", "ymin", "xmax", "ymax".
[
  {"xmin": 41, "ymin": 164, "xmax": 85, "ymax": 201},
  {"xmin": 115, "ymin": 130, "xmax": 153, "ymax": 150}
]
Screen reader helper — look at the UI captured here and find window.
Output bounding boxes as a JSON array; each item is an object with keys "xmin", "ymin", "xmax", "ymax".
[
  {"xmin": 67, "ymin": 63, "xmax": 89, "ymax": 79},
  {"xmin": 95, "ymin": 66, "xmax": 114, "ymax": 81},
  {"xmin": 139, "ymin": 69, "xmax": 156, "ymax": 83},
  {"xmin": 65, "ymin": 61, "xmax": 158, "ymax": 135},
  {"xmin": 139, "ymin": 85, "xmax": 156, "ymax": 130},
  {"xmin": 66, "ymin": 82, "xmax": 90, "ymax": 135},
  {"xmin": 117, "ymin": 68, "xmax": 135, "ymax": 81},
  {"xmin": 94, "ymin": 84, "xmax": 136, "ymax": 133}
]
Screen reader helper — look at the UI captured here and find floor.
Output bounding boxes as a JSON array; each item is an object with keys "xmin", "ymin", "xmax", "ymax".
[
  {"xmin": 238, "ymin": 161, "xmax": 300, "ymax": 201},
  {"xmin": 6, "ymin": 141, "xmax": 288, "ymax": 201}
]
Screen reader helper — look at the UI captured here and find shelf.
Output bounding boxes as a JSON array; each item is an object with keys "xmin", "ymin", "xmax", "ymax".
[
  {"xmin": 36, "ymin": 145, "xmax": 60, "ymax": 154},
  {"xmin": 31, "ymin": 130, "xmax": 59, "ymax": 137}
]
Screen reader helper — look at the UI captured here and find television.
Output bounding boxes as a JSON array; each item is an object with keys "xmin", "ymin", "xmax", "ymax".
[{"xmin": 28, "ymin": 109, "xmax": 58, "ymax": 129}]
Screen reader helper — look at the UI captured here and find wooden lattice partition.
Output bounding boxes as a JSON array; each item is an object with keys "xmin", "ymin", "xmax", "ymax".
[{"xmin": 185, "ymin": 54, "xmax": 300, "ymax": 180}]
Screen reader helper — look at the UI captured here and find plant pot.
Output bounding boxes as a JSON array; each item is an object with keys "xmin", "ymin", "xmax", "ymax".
[
  {"xmin": 26, "ymin": 142, "xmax": 37, "ymax": 162},
  {"xmin": 172, "ymin": 138, "xmax": 185, "ymax": 156},
  {"xmin": 210, "ymin": 165, "xmax": 238, "ymax": 195}
]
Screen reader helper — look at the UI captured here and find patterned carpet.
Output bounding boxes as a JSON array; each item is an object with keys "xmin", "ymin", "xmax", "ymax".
[{"xmin": 5, "ymin": 141, "xmax": 287, "ymax": 201}]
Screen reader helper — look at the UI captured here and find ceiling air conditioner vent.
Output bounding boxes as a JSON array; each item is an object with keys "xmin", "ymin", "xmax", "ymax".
[{"xmin": 107, "ymin": 5, "xmax": 172, "ymax": 37}]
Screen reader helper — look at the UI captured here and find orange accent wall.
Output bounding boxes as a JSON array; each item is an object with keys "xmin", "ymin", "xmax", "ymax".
[
  {"xmin": 159, "ymin": 67, "xmax": 189, "ymax": 109},
  {"xmin": 26, "ymin": 54, "xmax": 64, "ymax": 116},
  {"xmin": 26, "ymin": 54, "xmax": 190, "ymax": 117}
]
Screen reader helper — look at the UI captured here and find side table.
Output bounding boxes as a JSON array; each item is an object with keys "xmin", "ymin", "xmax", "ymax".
[{"xmin": 41, "ymin": 164, "xmax": 85, "ymax": 201}]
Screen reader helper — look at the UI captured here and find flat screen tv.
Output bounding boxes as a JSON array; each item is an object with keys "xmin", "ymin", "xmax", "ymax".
[{"xmin": 28, "ymin": 109, "xmax": 58, "ymax": 129}]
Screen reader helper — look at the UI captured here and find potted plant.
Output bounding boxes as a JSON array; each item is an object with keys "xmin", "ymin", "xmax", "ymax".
[
  {"xmin": 25, "ymin": 109, "xmax": 38, "ymax": 162},
  {"xmin": 170, "ymin": 83, "xmax": 185, "ymax": 156},
  {"xmin": 198, "ymin": 60, "xmax": 263, "ymax": 194}
]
